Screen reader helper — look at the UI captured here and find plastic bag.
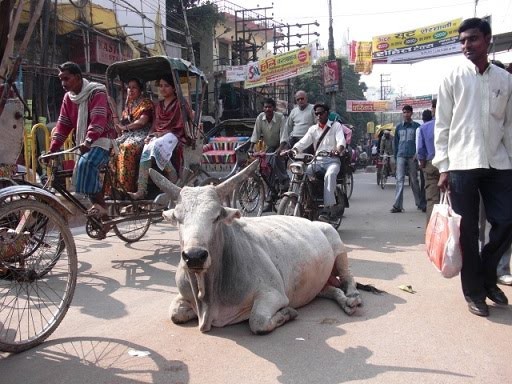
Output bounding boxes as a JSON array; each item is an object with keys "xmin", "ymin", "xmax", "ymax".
[{"xmin": 425, "ymin": 192, "xmax": 462, "ymax": 278}]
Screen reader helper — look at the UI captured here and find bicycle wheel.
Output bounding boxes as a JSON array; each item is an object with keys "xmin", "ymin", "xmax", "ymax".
[
  {"xmin": 345, "ymin": 172, "xmax": 354, "ymax": 199},
  {"xmin": 380, "ymin": 170, "xmax": 387, "ymax": 189},
  {"xmin": 232, "ymin": 176, "xmax": 265, "ymax": 217},
  {"xmin": 277, "ymin": 195, "xmax": 301, "ymax": 217},
  {"xmin": 376, "ymin": 168, "xmax": 381, "ymax": 186},
  {"xmin": 112, "ymin": 202, "xmax": 152, "ymax": 243},
  {"xmin": 0, "ymin": 199, "xmax": 77, "ymax": 353},
  {"xmin": 331, "ymin": 186, "xmax": 345, "ymax": 230}
]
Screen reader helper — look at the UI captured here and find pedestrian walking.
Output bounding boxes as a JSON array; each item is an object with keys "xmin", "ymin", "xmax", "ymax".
[
  {"xmin": 390, "ymin": 105, "xmax": 421, "ymax": 213},
  {"xmin": 417, "ymin": 100, "xmax": 439, "ymax": 222},
  {"xmin": 433, "ymin": 17, "xmax": 512, "ymax": 317}
]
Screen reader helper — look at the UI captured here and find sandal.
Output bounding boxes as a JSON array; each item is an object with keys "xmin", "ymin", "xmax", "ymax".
[{"xmin": 87, "ymin": 203, "xmax": 108, "ymax": 217}]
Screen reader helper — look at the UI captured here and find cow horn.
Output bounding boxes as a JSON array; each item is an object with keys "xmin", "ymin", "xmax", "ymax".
[
  {"xmin": 215, "ymin": 159, "xmax": 259, "ymax": 199},
  {"xmin": 149, "ymin": 169, "xmax": 182, "ymax": 201}
]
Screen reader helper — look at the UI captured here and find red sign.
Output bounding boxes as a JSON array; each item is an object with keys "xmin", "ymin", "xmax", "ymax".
[
  {"xmin": 94, "ymin": 35, "xmax": 132, "ymax": 65},
  {"xmin": 71, "ymin": 34, "xmax": 132, "ymax": 66}
]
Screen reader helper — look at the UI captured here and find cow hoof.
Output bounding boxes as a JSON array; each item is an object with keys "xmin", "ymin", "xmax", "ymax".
[
  {"xmin": 347, "ymin": 294, "xmax": 362, "ymax": 308},
  {"xmin": 170, "ymin": 305, "xmax": 197, "ymax": 324}
]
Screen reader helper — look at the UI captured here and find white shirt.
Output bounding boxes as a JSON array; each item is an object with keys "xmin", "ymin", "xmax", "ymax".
[
  {"xmin": 433, "ymin": 61, "xmax": 512, "ymax": 173},
  {"xmin": 293, "ymin": 120, "xmax": 346, "ymax": 154}
]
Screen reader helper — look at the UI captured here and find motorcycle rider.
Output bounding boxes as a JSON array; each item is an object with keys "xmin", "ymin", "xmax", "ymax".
[{"xmin": 289, "ymin": 103, "xmax": 346, "ymax": 222}]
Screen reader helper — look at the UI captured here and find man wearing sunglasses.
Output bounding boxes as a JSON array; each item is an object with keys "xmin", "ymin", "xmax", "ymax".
[{"xmin": 291, "ymin": 103, "xmax": 346, "ymax": 222}]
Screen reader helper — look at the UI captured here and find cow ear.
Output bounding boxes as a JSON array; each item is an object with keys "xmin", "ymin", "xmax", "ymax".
[
  {"xmin": 221, "ymin": 207, "xmax": 241, "ymax": 224},
  {"xmin": 162, "ymin": 208, "xmax": 177, "ymax": 225}
]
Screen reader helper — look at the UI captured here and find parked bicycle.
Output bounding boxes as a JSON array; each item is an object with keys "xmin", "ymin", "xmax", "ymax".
[{"xmin": 277, "ymin": 150, "xmax": 349, "ymax": 229}]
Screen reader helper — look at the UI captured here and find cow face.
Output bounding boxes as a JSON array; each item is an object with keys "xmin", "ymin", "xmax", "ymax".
[
  {"xmin": 163, "ymin": 186, "xmax": 241, "ymax": 271},
  {"xmin": 149, "ymin": 161, "xmax": 258, "ymax": 271}
]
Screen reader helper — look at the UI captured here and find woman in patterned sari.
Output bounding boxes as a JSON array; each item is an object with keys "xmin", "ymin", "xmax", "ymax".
[
  {"xmin": 128, "ymin": 74, "xmax": 189, "ymax": 200},
  {"xmin": 111, "ymin": 78, "xmax": 153, "ymax": 193}
]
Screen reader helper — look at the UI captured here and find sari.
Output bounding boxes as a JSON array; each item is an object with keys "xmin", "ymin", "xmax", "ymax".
[{"xmin": 114, "ymin": 97, "xmax": 153, "ymax": 192}]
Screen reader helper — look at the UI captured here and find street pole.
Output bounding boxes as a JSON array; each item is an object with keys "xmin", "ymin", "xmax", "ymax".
[
  {"xmin": 327, "ymin": 0, "xmax": 336, "ymax": 111},
  {"xmin": 180, "ymin": 0, "xmax": 195, "ymax": 66}
]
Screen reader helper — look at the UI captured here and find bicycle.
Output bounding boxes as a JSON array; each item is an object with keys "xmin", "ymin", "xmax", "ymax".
[
  {"xmin": 379, "ymin": 154, "xmax": 393, "ymax": 189},
  {"xmin": 38, "ymin": 146, "xmax": 183, "ymax": 242},
  {"xmin": 0, "ymin": 185, "xmax": 77, "ymax": 353}
]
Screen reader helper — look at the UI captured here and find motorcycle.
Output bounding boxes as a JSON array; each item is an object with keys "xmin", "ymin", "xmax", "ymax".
[{"xmin": 277, "ymin": 150, "xmax": 349, "ymax": 229}]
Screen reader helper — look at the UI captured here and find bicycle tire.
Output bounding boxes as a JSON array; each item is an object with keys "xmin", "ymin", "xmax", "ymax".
[
  {"xmin": 330, "ymin": 187, "xmax": 345, "ymax": 230},
  {"xmin": 277, "ymin": 195, "xmax": 301, "ymax": 217},
  {"xmin": 112, "ymin": 202, "xmax": 152, "ymax": 243},
  {"xmin": 189, "ymin": 169, "xmax": 211, "ymax": 187},
  {"xmin": 345, "ymin": 172, "xmax": 354, "ymax": 199},
  {"xmin": 376, "ymin": 169, "xmax": 381, "ymax": 186},
  {"xmin": 232, "ymin": 175, "xmax": 265, "ymax": 217},
  {"xmin": 0, "ymin": 199, "xmax": 77, "ymax": 353}
]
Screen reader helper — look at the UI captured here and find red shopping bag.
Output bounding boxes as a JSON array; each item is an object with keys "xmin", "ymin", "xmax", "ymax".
[{"xmin": 425, "ymin": 192, "xmax": 463, "ymax": 278}]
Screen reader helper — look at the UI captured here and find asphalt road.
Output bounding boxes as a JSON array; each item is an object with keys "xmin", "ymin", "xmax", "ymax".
[{"xmin": 1, "ymin": 171, "xmax": 511, "ymax": 384}]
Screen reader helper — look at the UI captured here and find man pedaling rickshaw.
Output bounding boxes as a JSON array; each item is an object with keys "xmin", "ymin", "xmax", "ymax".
[{"xmin": 46, "ymin": 61, "xmax": 117, "ymax": 217}]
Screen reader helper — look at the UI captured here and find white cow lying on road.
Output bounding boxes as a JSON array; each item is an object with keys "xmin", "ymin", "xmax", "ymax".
[{"xmin": 150, "ymin": 162, "xmax": 362, "ymax": 334}]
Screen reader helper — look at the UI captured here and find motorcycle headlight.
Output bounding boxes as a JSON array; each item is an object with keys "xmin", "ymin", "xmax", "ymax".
[{"xmin": 289, "ymin": 162, "xmax": 305, "ymax": 175}]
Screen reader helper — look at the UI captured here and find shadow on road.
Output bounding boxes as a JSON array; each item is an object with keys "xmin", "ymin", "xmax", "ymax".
[{"xmin": 0, "ymin": 337, "xmax": 189, "ymax": 384}]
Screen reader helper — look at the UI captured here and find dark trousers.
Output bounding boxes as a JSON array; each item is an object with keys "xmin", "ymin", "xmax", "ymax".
[{"xmin": 449, "ymin": 169, "xmax": 512, "ymax": 300}]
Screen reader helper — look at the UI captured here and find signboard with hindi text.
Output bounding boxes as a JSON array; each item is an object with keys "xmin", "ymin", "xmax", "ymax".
[
  {"xmin": 244, "ymin": 46, "xmax": 312, "ymax": 89},
  {"xmin": 372, "ymin": 18, "xmax": 462, "ymax": 63},
  {"xmin": 346, "ymin": 100, "xmax": 391, "ymax": 113}
]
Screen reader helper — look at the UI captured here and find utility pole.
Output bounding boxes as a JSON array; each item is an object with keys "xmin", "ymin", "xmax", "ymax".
[
  {"xmin": 327, "ymin": 0, "xmax": 336, "ymax": 111},
  {"xmin": 180, "ymin": 0, "xmax": 195, "ymax": 66},
  {"xmin": 380, "ymin": 73, "xmax": 391, "ymax": 124}
]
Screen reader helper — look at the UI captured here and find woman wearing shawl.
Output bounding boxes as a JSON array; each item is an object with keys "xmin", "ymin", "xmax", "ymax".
[
  {"xmin": 49, "ymin": 62, "xmax": 117, "ymax": 216},
  {"xmin": 110, "ymin": 78, "xmax": 153, "ymax": 193},
  {"xmin": 128, "ymin": 74, "xmax": 188, "ymax": 200}
]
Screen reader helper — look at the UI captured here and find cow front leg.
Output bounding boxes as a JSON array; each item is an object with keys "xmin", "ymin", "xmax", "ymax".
[
  {"xmin": 249, "ymin": 293, "xmax": 297, "ymax": 335},
  {"xmin": 170, "ymin": 295, "xmax": 197, "ymax": 324}
]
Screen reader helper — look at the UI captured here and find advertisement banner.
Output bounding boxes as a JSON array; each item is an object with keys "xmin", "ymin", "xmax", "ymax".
[
  {"xmin": 395, "ymin": 95, "xmax": 434, "ymax": 111},
  {"xmin": 346, "ymin": 100, "xmax": 391, "ymax": 113},
  {"xmin": 372, "ymin": 18, "xmax": 462, "ymax": 63},
  {"xmin": 323, "ymin": 59, "xmax": 341, "ymax": 93},
  {"xmin": 353, "ymin": 41, "xmax": 373, "ymax": 74},
  {"xmin": 225, "ymin": 65, "xmax": 247, "ymax": 83},
  {"xmin": 244, "ymin": 46, "xmax": 312, "ymax": 89}
]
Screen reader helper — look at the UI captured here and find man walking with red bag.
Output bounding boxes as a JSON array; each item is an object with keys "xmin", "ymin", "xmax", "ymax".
[{"xmin": 434, "ymin": 18, "xmax": 512, "ymax": 317}]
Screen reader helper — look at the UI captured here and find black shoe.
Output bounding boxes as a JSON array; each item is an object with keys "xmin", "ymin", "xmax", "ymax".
[
  {"xmin": 262, "ymin": 203, "xmax": 272, "ymax": 213},
  {"xmin": 390, "ymin": 206, "xmax": 403, "ymax": 213},
  {"xmin": 486, "ymin": 286, "xmax": 509, "ymax": 305},
  {"xmin": 467, "ymin": 299, "xmax": 489, "ymax": 317}
]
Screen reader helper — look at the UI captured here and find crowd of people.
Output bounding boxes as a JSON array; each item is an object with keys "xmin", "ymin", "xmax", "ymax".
[{"xmin": 37, "ymin": 17, "xmax": 512, "ymax": 319}]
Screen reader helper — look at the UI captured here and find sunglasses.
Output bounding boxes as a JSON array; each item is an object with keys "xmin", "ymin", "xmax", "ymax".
[{"xmin": 315, "ymin": 111, "xmax": 326, "ymax": 116}]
